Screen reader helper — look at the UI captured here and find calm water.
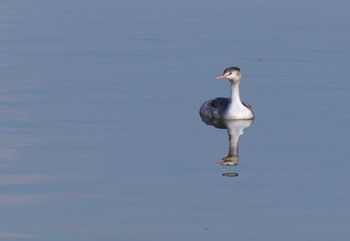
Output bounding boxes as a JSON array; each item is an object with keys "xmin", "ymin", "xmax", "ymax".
[{"xmin": 1, "ymin": 0, "xmax": 350, "ymax": 240}]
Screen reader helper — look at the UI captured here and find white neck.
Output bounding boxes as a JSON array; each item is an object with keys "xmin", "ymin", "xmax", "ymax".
[
  {"xmin": 224, "ymin": 82, "xmax": 254, "ymax": 120},
  {"xmin": 230, "ymin": 82, "xmax": 243, "ymax": 106}
]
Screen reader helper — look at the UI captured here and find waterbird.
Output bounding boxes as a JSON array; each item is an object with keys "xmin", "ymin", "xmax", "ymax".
[{"xmin": 199, "ymin": 67, "xmax": 254, "ymax": 120}]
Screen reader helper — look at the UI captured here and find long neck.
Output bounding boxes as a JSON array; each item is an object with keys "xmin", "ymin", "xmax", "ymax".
[
  {"xmin": 230, "ymin": 82, "xmax": 243, "ymax": 106},
  {"xmin": 225, "ymin": 82, "xmax": 254, "ymax": 119},
  {"xmin": 225, "ymin": 80, "xmax": 253, "ymax": 119}
]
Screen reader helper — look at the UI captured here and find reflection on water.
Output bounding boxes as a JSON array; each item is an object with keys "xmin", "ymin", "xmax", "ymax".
[{"xmin": 200, "ymin": 114, "xmax": 253, "ymax": 177}]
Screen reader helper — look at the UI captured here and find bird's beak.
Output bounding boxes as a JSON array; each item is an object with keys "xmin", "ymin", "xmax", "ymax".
[{"xmin": 216, "ymin": 75, "xmax": 227, "ymax": 79}]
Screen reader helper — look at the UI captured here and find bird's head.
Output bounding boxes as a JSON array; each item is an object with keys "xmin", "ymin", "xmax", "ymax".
[{"xmin": 216, "ymin": 67, "xmax": 242, "ymax": 84}]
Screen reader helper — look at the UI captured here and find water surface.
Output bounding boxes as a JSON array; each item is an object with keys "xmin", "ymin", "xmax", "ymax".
[{"xmin": 1, "ymin": 0, "xmax": 350, "ymax": 240}]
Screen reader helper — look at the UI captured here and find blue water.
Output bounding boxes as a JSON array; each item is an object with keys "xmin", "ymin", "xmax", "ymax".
[{"xmin": 1, "ymin": 0, "xmax": 350, "ymax": 240}]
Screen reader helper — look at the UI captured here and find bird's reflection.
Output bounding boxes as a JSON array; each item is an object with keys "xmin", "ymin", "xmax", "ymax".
[{"xmin": 200, "ymin": 115, "xmax": 253, "ymax": 177}]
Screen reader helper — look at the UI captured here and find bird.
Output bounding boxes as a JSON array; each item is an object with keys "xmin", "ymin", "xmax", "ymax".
[{"xmin": 199, "ymin": 67, "xmax": 254, "ymax": 120}]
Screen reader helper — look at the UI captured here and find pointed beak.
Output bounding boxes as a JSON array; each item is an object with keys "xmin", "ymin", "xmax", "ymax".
[{"xmin": 216, "ymin": 75, "xmax": 227, "ymax": 79}]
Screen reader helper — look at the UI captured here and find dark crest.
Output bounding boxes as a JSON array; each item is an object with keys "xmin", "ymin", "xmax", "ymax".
[{"xmin": 223, "ymin": 67, "xmax": 240, "ymax": 75}]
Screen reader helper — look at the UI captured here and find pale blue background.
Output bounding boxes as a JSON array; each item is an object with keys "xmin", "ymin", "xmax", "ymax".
[{"xmin": 0, "ymin": 0, "xmax": 350, "ymax": 240}]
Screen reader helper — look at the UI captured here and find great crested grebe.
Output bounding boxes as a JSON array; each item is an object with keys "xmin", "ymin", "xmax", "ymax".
[{"xmin": 199, "ymin": 67, "xmax": 254, "ymax": 120}]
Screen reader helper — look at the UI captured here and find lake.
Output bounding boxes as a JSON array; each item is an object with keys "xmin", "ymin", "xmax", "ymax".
[{"xmin": 1, "ymin": 0, "xmax": 350, "ymax": 240}]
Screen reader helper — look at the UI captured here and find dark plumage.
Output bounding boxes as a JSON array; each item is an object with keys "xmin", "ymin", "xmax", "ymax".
[
  {"xmin": 223, "ymin": 67, "xmax": 240, "ymax": 74},
  {"xmin": 199, "ymin": 97, "xmax": 253, "ymax": 120},
  {"xmin": 199, "ymin": 97, "xmax": 230, "ymax": 119}
]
